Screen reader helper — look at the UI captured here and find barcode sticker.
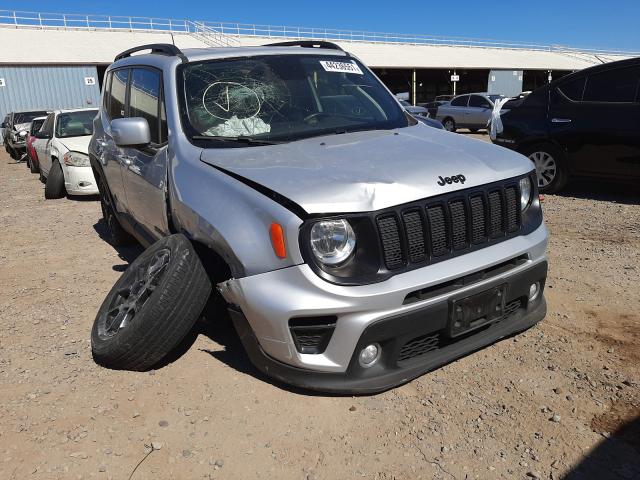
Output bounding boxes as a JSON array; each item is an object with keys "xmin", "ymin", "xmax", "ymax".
[{"xmin": 319, "ymin": 60, "xmax": 363, "ymax": 75}]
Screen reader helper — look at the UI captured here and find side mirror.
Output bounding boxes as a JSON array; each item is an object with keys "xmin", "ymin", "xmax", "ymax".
[{"xmin": 111, "ymin": 117, "xmax": 150, "ymax": 147}]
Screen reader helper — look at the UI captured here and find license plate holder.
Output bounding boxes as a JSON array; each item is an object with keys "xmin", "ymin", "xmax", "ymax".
[{"xmin": 448, "ymin": 285, "xmax": 506, "ymax": 337}]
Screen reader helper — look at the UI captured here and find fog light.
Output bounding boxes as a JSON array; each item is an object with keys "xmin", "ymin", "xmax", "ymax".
[
  {"xmin": 358, "ymin": 343, "xmax": 381, "ymax": 368},
  {"xmin": 528, "ymin": 282, "xmax": 540, "ymax": 301}
]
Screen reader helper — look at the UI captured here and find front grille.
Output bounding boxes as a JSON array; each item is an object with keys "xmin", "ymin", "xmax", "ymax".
[
  {"xmin": 397, "ymin": 298, "xmax": 524, "ymax": 363},
  {"xmin": 398, "ymin": 332, "xmax": 439, "ymax": 362},
  {"xmin": 376, "ymin": 181, "xmax": 521, "ymax": 271}
]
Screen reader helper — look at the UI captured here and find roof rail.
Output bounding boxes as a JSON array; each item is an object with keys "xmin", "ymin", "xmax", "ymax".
[
  {"xmin": 114, "ymin": 43, "xmax": 186, "ymax": 62},
  {"xmin": 264, "ymin": 40, "xmax": 344, "ymax": 51}
]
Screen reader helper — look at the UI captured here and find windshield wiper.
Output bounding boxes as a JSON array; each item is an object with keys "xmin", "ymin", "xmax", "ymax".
[{"xmin": 191, "ymin": 135, "xmax": 284, "ymax": 146}]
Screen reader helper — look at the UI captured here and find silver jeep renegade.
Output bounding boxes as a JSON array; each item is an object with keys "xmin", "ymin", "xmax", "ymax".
[{"xmin": 89, "ymin": 42, "xmax": 548, "ymax": 393}]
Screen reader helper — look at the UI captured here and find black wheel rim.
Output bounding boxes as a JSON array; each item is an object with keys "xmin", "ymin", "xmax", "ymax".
[{"xmin": 98, "ymin": 248, "xmax": 171, "ymax": 340}]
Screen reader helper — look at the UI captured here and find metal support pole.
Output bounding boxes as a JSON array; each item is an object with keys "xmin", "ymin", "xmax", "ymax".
[
  {"xmin": 453, "ymin": 69, "xmax": 457, "ymax": 96},
  {"xmin": 412, "ymin": 69, "xmax": 417, "ymax": 105}
]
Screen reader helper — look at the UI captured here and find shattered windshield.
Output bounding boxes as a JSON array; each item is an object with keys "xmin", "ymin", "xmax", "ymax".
[{"xmin": 180, "ymin": 54, "xmax": 408, "ymax": 144}]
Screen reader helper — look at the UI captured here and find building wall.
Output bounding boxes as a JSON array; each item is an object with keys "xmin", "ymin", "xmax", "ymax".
[
  {"xmin": 0, "ymin": 65, "xmax": 101, "ymax": 142},
  {"xmin": 488, "ymin": 70, "xmax": 523, "ymax": 96}
]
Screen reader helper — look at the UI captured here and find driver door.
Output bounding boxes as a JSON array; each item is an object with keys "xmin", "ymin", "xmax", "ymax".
[{"xmin": 118, "ymin": 67, "xmax": 169, "ymax": 244}]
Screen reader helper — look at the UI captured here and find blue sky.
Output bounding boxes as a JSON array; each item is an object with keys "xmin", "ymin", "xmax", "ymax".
[{"xmin": 12, "ymin": 0, "xmax": 640, "ymax": 51}]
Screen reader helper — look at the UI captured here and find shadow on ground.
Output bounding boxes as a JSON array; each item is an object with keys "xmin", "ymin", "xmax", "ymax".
[
  {"xmin": 564, "ymin": 415, "xmax": 640, "ymax": 479},
  {"xmin": 553, "ymin": 178, "xmax": 640, "ymax": 206},
  {"xmin": 92, "ymin": 218, "xmax": 143, "ymax": 270}
]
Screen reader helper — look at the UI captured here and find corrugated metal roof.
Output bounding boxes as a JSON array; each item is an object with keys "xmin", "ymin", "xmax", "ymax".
[{"xmin": 0, "ymin": 27, "xmax": 632, "ymax": 70}]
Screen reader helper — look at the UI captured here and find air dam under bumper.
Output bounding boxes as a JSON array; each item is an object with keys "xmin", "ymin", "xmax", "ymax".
[{"xmin": 226, "ymin": 259, "xmax": 547, "ymax": 394}]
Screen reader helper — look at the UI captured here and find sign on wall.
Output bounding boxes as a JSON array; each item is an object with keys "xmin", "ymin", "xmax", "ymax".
[
  {"xmin": 84, "ymin": 77, "xmax": 96, "ymax": 86},
  {"xmin": 0, "ymin": 78, "xmax": 5, "ymax": 87},
  {"xmin": 450, "ymin": 74, "xmax": 460, "ymax": 82}
]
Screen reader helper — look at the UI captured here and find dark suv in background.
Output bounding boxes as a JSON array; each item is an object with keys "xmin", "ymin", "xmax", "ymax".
[{"xmin": 493, "ymin": 57, "xmax": 640, "ymax": 192}]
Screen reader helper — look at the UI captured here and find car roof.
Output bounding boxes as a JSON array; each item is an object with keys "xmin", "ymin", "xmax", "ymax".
[
  {"xmin": 549, "ymin": 56, "xmax": 640, "ymax": 87},
  {"xmin": 111, "ymin": 45, "xmax": 350, "ymax": 70}
]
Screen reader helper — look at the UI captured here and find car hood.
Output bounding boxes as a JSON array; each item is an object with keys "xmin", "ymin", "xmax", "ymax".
[
  {"xmin": 58, "ymin": 136, "xmax": 91, "ymax": 154},
  {"xmin": 200, "ymin": 124, "xmax": 532, "ymax": 214}
]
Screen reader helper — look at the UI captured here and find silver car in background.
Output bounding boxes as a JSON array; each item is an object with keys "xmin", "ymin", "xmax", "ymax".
[{"xmin": 436, "ymin": 93, "xmax": 504, "ymax": 132}]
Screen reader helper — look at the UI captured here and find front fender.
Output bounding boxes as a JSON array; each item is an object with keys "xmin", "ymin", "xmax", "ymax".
[{"xmin": 169, "ymin": 151, "xmax": 305, "ymax": 279}]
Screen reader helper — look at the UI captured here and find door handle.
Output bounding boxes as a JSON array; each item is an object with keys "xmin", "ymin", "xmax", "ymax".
[
  {"xmin": 117, "ymin": 154, "xmax": 133, "ymax": 166},
  {"xmin": 551, "ymin": 118, "xmax": 572, "ymax": 123}
]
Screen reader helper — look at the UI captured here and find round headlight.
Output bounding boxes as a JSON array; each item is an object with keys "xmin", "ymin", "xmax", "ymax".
[
  {"xmin": 310, "ymin": 219, "xmax": 356, "ymax": 266},
  {"xmin": 519, "ymin": 177, "xmax": 532, "ymax": 211}
]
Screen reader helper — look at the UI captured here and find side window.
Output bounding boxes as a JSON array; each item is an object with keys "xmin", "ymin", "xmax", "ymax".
[
  {"xmin": 558, "ymin": 76, "xmax": 585, "ymax": 101},
  {"xmin": 129, "ymin": 67, "xmax": 164, "ymax": 145},
  {"xmin": 451, "ymin": 95, "xmax": 468, "ymax": 107},
  {"xmin": 109, "ymin": 69, "xmax": 129, "ymax": 120},
  {"xmin": 469, "ymin": 95, "xmax": 492, "ymax": 108},
  {"xmin": 583, "ymin": 67, "xmax": 639, "ymax": 103},
  {"xmin": 41, "ymin": 114, "xmax": 55, "ymax": 136},
  {"xmin": 103, "ymin": 71, "xmax": 112, "ymax": 113}
]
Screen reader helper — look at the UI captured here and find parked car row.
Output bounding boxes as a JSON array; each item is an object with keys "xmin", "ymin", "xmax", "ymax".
[{"xmin": 8, "ymin": 107, "xmax": 99, "ymax": 198}]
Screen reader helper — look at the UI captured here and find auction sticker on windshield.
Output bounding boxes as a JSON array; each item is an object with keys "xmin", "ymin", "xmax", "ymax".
[{"xmin": 319, "ymin": 60, "xmax": 363, "ymax": 75}]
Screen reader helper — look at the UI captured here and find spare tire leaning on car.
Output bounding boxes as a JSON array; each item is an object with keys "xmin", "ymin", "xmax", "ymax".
[{"xmin": 91, "ymin": 234, "xmax": 212, "ymax": 371}]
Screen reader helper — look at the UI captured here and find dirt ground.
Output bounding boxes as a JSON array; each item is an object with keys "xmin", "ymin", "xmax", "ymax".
[{"xmin": 0, "ymin": 135, "xmax": 638, "ymax": 480}]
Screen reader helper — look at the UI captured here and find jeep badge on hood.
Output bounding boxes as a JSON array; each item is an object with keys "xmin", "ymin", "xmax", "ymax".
[{"xmin": 437, "ymin": 174, "xmax": 466, "ymax": 186}]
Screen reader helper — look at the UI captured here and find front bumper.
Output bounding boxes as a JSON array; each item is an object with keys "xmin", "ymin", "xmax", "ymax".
[
  {"xmin": 220, "ymin": 224, "xmax": 548, "ymax": 393},
  {"xmin": 62, "ymin": 165, "xmax": 99, "ymax": 195}
]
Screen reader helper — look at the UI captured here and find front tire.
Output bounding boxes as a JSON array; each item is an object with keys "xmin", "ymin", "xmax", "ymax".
[
  {"xmin": 521, "ymin": 143, "xmax": 569, "ymax": 194},
  {"xmin": 91, "ymin": 234, "xmax": 212, "ymax": 371},
  {"xmin": 44, "ymin": 160, "xmax": 66, "ymax": 199}
]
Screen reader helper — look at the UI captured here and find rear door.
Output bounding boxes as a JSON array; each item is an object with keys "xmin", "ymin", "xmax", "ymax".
[
  {"xmin": 549, "ymin": 65, "xmax": 640, "ymax": 178},
  {"xmin": 118, "ymin": 66, "xmax": 169, "ymax": 243}
]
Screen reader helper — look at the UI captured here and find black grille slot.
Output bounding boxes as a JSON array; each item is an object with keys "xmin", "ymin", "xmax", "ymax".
[
  {"xmin": 503, "ymin": 299, "xmax": 522, "ymax": 318},
  {"xmin": 398, "ymin": 332, "xmax": 439, "ymax": 362},
  {"xmin": 427, "ymin": 205, "xmax": 448, "ymax": 256},
  {"xmin": 289, "ymin": 316, "xmax": 337, "ymax": 355},
  {"xmin": 449, "ymin": 200, "xmax": 468, "ymax": 250},
  {"xmin": 505, "ymin": 187, "xmax": 519, "ymax": 232},
  {"xmin": 377, "ymin": 215, "xmax": 405, "ymax": 269},
  {"xmin": 402, "ymin": 211, "xmax": 426, "ymax": 263},
  {"xmin": 469, "ymin": 195, "xmax": 486, "ymax": 243},
  {"xmin": 488, "ymin": 190, "xmax": 504, "ymax": 237}
]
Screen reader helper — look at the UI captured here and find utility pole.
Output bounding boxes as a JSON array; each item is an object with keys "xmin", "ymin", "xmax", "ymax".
[
  {"xmin": 453, "ymin": 69, "xmax": 457, "ymax": 96},
  {"xmin": 412, "ymin": 69, "xmax": 417, "ymax": 105}
]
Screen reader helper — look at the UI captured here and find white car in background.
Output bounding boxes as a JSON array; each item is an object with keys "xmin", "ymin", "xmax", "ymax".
[{"xmin": 32, "ymin": 108, "xmax": 99, "ymax": 198}]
